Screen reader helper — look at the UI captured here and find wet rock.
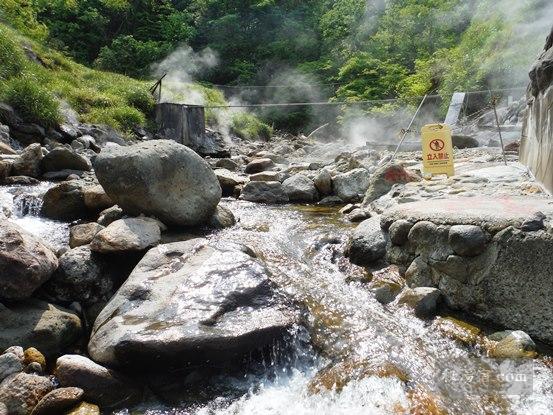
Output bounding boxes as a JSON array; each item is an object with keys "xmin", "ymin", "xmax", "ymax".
[
  {"xmin": 30, "ymin": 387, "xmax": 84, "ymax": 415},
  {"xmin": 41, "ymin": 148, "xmax": 91, "ymax": 173},
  {"xmin": 23, "ymin": 349, "xmax": 45, "ymax": 370},
  {"xmin": 434, "ymin": 317, "xmax": 482, "ymax": 346},
  {"xmin": 97, "ymin": 205, "xmax": 123, "ymax": 227},
  {"xmin": 317, "ymin": 196, "xmax": 343, "ymax": 206},
  {"xmin": 4, "ymin": 176, "xmax": 40, "ymax": 186},
  {"xmin": 244, "ymin": 158, "xmax": 275, "ymax": 174},
  {"xmin": 0, "ymin": 221, "xmax": 58, "ymax": 300},
  {"xmin": 55, "ymin": 355, "xmax": 141, "ymax": 409},
  {"xmin": 208, "ymin": 205, "xmax": 236, "ymax": 229},
  {"xmin": 282, "ymin": 174, "xmax": 318, "ymax": 202},
  {"xmin": 488, "ymin": 330, "xmax": 537, "ymax": 359},
  {"xmin": 249, "ymin": 171, "xmax": 281, "ymax": 182},
  {"xmin": 345, "ymin": 216, "xmax": 387, "ymax": 266},
  {"xmin": 215, "ymin": 158, "xmax": 238, "ymax": 171},
  {"xmin": 214, "ymin": 169, "xmax": 247, "ymax": 197},
  {"xmin": 388, "ymin": 220, "xmax": 413, "ymax": 246},
  {"xmin": 520, "ymin": 211, "xmax": 546, "ymax": 232},
  {"xmin": 332, "ymin": 168, "xmax": 371, "ymax": 202},
  {"xmin": 69, "ymin": 223, "xmax": 104, "ymax": 248},
  {"xmin": 0, "ymin": 103, "xmax": 21, "ymax": 127},
  {"xmin": 39, "ymin": 246, "xmax": 134, "ymax": 307},
  {"xmin": 0, "ymin": 141, "xmax": 16, "ymax": 155},
  {"xmin": 95, "ymin": 140, "xmax": 221, "ymax": 226},
  {"xmin": 25, "ymin": 363, "xmax": 43, "ymax": 375},
  {"xmin": 395, "ymin": 287, "xmax": 442, "ymax": 318},
  {"xmin": 11, "ymin": 144, "xmax": 43, "ymax": 178},
  {"xmin": 90, "ymin": 218, "xmax": 161, "ymax": 253},
  {"xmin": 0, "ymin": 353, "xmax": 24, "ymax": 383},
  {"xmin": 452, "ymin": 135, "xmax": 479, "ymax": 149},
  {"xmin": 0, "ymin": 373, "xmax": 54, "ymax": 415},
  {"xmin": 82, "ymin": 185, "xmax": 113, "ymax": 213},
  {"xmin": 345, "ymin": 208, "xmax": 371, "ymax": 223},
  {"xmin": 314, "ymin": 170, "xmax": 332, "ymax": 195},
  {"xmin": 0, "ymin": 161, "xmax": 12, "ymax": 183},
  {"xmin": 64, "ymin": 402, "xmax": 99, "ymax": 415},
  {"xmin": 240, "ymin": 181, "xmax": 289, "ymax": 204},
  {"xmin": 41, "ymin": 181, "xmax": 87, "ymax": 221},
  {"xmin": 0, "ymin": 300, "xmax": 82, "ymax": 357},
  {"xmin": 363, "ymin": 164, "xmax": 420, "ymax": 205},
  {"xmin": 42, "ymin": 170, "xmax": 84, "ymax": 181},
  {"xmin": 448, "ymin": 225, "xmax": 488, "ymax": 257},
  {"xmin": 369, "ymin": 267, "xmax": 405, "ymax": 305},
  {"xmin": 11, "ymin": 124, "xmax": 45, "ymax": 146},
  {"xmin": 88, "ymin": 239, "xmax": 299, "ymax": 369}
]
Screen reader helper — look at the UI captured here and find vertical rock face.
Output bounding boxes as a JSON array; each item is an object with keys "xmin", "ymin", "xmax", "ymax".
[
  {"xmin": 94, "ymin": 140, "xmax": 222, "ymax": 226},
  {"xmin": 521, "ymin": 26, "xmax": 553, "ymax": 193}
]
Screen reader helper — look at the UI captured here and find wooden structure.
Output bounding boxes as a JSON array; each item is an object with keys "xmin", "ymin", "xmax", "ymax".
[{"xmin": 155, "ymin": 103, "xmax": 206, "ymax": 150}]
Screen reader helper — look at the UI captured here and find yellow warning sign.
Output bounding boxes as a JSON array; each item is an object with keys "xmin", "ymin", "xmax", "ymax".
[{"xmin": 421, "ymin": 123, "xmax": 455, "ymax": 176}]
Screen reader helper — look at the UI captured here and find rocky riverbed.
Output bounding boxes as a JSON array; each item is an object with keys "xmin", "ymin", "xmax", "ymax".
[{"xmin": 1, "ymin": 98, "xmax": 553, "ymax": 415}]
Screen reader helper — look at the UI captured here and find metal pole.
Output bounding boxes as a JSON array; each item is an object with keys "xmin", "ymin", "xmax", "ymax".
[
  {"xmin": 491, "ymin": 95, "xmax": 508, "ymax": 166},
  {"xmin": 390, "ymin": 94, "xmax": 428, "ymax": 162}
]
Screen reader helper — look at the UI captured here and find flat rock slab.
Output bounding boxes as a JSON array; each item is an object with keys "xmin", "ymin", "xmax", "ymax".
[{"xmin": 382, "ymin": 197, "xmax": 553, "ymax": 233}]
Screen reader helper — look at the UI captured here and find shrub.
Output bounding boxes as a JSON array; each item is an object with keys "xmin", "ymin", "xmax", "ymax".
[
  {"xmin": 230, "ymin": 112, "xmax": 273, "ymax": 140},
  {"xmin": 2, "ymin": 76, "xmax": 61, "ymax": 127},
  {"xmin": 84, "ymin": 106, "xmax": 145, "ymax": 131}
]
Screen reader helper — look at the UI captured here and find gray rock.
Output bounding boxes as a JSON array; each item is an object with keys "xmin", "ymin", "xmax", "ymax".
[
  {"xmin": 2, "ymin": 347, "xmax": 24, "ymax": 361},
  {"xmin": 97, "ymin": 205, "xmax": 123, "ymax": 227},
  {"xmin": 345, "ymin": 216, "xmax": 387, "ymax": 266},
  {"xmin": 69, "ymin": 223, "xmax": 104, "ymax": 248},
  {"xmin": 11, "ymin": 144, "xmax": 43, "ymax": 178},
  {"xmin": 41, "ymin": 170, "xmax": 84, "ymax": 181},
  {"xmin": 30, "ymin": 387, "xmax": 84, "ymax": 415},
  {"xmin": 0, "ymin": 373, "xmax": 54, "ymax": 415},
  {"xmin": 282, "ymin": 174, "xmax": 318, "ymax": 202},
  {"xmin": 244, "ymin": 158, "xmax": 275, "ymax": 174},
  {"xmin": 363, "ymin": 164, "xmax": 420, "ymax": 205},
  {"xmin": 520, "ymin": 211, "xmax": 546, "ymax": 232},
  {"xmin": 40, "ymin": 148, "xmax": 92, "ymax": 173},
  {"xmin": 332, "ymin": 168, "xmax": 371, "ymax": 202},
  {"xmin": 88, "ymin": 239, "xmax": 299, "ymax": 369},
  {"xmin": 208, "ymin": 205, "xmax": 236, "ymax": 229},
  {"xmin": 388, "ymin": 220, "xmax": 413, "ymax": 246},
  {"xmin": 313, "ymin": 170, "xmax": 332, "ymax": 195},
  {"xmin": 0, "ymin": 353, "xmax": 24, "ymax": 383},
  {"xmin": 0, "ymin": 221, "xmax": 58, "ymax": 300},
  {"xmin": 317, "ymin": 196, "xmax": 343, "ymax": 206},
  {"xmin": 0, "ymin": 141, "xmax": 16, "ymax": 155},
  {"xmin": 0, "ymin": 300, "xmax": 82, "ymax": 357},
  {"xmin": 0, "ymin": 161, "xmax": 11, "ymax": 183},
  {"xmin": 94, "ymin": 140, "xmax": 221, "ymax": 226},
  {"xmin": 215, "ymin": 158, "xmax": 238, "ymax": 171},
  {"xmin": 249, "ymin": 171, "xmax": 281, "ymax": 182},
  {"xmin": 214, "ymin": 169, "xmax": 247, "ymax": 197},
  {"xmin": 396, "ymin": 287, "xmax": 442, "ymax": 318},
  {"xmin": 448, "ymin": 225, "xmax": 488, "ymax": 257},
  {"xmin": 39, "ymin": 246, "xmax": 132, "ymax": 307},
  {"xmin": 82, "ymin": 185, "xmax": 113, "ymax": 213},
  {"xmin": 345, "ymin": 208, "xmax": 371, "ymax": 223},
  {"xmin": 90, "ymin": 218, "xmax": 161, "ymax": 253},
  {"xmin": 4, "ymin": 176, "xmax": 39, "ymax": 186},
  {"xmin": 41, "ymin": 181, "xmax": 87, "ymax": 221},
  {"xmin": 488, "ymin": 330, "xmax": 537, "ymax": 358},
  {"xmin": 240, "ymin": 181, "xmax": 289, "ymax": 204},
  {"xmin": 452, "ymin": 135, "xmax": 479, "ymax": 149},
  {"xmin": 54, "ymin": 355, "xmax": 141, "ymax": 409}
]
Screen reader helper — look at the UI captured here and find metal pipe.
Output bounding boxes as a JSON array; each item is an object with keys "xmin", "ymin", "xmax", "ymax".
[
  {"xmin": 491, "ymin": 95, "xmax": 508, "ymax": 166},
  {"xmin": 390, "ymin": 94, "xmax": 428, "ymax": 162}
]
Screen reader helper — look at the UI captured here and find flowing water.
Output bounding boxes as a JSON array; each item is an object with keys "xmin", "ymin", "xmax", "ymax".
[{"xmin": 1, "ymin": 184, "xmax": 552, "ymax": 414}]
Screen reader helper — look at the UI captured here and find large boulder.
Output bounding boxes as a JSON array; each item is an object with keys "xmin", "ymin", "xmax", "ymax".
[
  {"xmin": 239, "ymin": 181, "xmax": 289, "ymax": 204},
  {"xmin": 0, "ymin": 300, "xmax": 82, "ymax": 357},
  {"xmin": 88, "ymin": 239, "xmax": 299, "ymax": 369},
  {"xmin": 0, "ymin": 221, "xmax": 58, "ymax": 300},
  {"xmin": 282, "ymin": 174, "xmax": 318, "ymax": 202},
  {"xmin": 82, "ymin": 185, "xmax": 113, "ymax": 213},
  {"xmin": 94, "ymin": 140, "xmax": 221, "ymax": 226},
  {"xmin": 332, "ymin": 168, "xmax": 371, "ymax": 202},
  {"xmin": 11, "ymin": 144, "xmax": 43, "ymax": 178},
  {"xmin": 90, "ymin": 218, "xmax": 161, "ymax": 254},
  {"xmin": 40, "ymin": 147, "xmax": 92, "ymax": 173},
  {"xmin": 244, "ymin": 158, "xmax": 275, "ymax": 174},
  {"xmin": 54, "ymin": 355, "xmax": 141, "ymax": 409},
  {"xmin": 345, "ymin": 216, "xmax": 387, "ymax": 266},
  {"xmin": 41, "ymin": 181, "xmax": 87, "ymax": 221},
  {"xmin": 0, "ymin": 373, "xmax": 54, "ymax": 415}
]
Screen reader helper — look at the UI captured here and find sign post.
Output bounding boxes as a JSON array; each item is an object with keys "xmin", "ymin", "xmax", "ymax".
[{"xmin": 421, "ymin": 123, "xmax": 455, "ymax": 177}]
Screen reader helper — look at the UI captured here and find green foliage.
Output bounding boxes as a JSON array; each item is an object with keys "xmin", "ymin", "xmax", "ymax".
[
  {"xmin": 0, "ymin": 0, "xmax": 48, "ymax": 40},
  {"xmin": 84, "ymin": 106, "xmax": 145, "ymax": 131},
  {"xmin": 0, "ymin": 26, "xmax": 26, "ymax": 80},
  {"xmin": 1, "ymin": 76, "xmax": 61, "ymax": 127},
  {"xmin": 231, "ymin": 112, "xmax": 273, "ymax": 140}
]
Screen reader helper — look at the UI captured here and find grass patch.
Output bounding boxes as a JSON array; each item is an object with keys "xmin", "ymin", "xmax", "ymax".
[{"xmin": 230, "ymin": 112, "xmax": 273, "ymax": 140}]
